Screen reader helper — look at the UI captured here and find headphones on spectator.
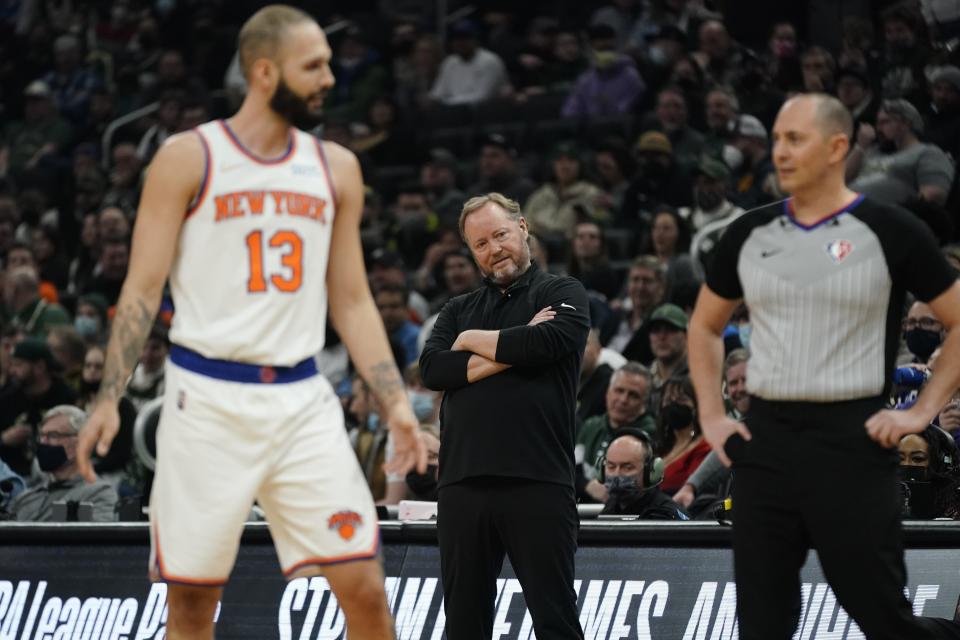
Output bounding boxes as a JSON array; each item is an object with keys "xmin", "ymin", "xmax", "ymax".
[{"xmin": 597, "ymin": 428, "xmax": 665, "ymax": 488}]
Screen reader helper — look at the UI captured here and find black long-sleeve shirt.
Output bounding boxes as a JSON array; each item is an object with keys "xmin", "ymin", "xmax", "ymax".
[{"xmin": 420, "ymin": 264, "xmax": 590, "ymax": 488}]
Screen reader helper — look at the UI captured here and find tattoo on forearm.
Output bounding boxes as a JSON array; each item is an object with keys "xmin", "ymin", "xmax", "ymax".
[
  {"xmin": 367, "ymin": 359, "xmax": 405, "ymax": 404},
  {"xmin": 97, "ymin": 295, "xmax": 156, "ymax": 402}
]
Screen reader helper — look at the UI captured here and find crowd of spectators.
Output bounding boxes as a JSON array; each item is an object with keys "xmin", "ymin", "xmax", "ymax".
[{"xmin": 1, "ymin": 0, "xmax": 959, "ymax": 522}]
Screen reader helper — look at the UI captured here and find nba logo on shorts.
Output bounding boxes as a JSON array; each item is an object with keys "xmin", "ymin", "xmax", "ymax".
[
  {"xmin": 825, "ymin": 240, "xmax": 853, "ymax": 263},
  {"xmin": 328, "ymin": 511, "xmax": 363, "ymax": 541},
  {"xmin": 177, "ymin": 390, "xmax": 186, "ymax": 410}
]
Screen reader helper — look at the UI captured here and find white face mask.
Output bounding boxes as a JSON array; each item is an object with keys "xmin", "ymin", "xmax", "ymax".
[
  {"xmin": 648, "ymin": 45, "xmax": 668, "ymax": 66},
  {"xmin": 722, "ymin": 144, "xmax": 744, "ymax": 171}
]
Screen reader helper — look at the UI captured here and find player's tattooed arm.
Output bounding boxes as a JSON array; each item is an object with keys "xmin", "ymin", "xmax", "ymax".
[
  {"xmin": 96, "ymin": 293, "xmax": 158, "ymax": 403},
  {"xmin": 366, "ymin": 359, "xmax": 407, "ymax": 407}
]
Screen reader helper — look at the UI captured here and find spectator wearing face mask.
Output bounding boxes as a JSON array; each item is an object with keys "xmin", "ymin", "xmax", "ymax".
[
  {"xmin": 655, "ymin": 375, "xmax": 711, "ymax": 495},
  {"xmin": 7, "ymin": 405, "xmax": 117, "ymax": 522},
  {"xmin": 382, "ymin": 369, "xmax": 441, "ymax": 506},
  {"xmin": 0, "ymin": 338, "xmax": 76, "ymax": 477},
  {"xmin": 600, "ymin": 430, "xmax": 688, "ymax": 519},
  {"xmin": 897, "ymin": 426, "xmax": 960, "ymax": 519},
  {"xmin": 73, "ymin": 293, "xmax": 109, "ymax": 346},
  {"xmin": 891, "ymin": 301, "xmax": 947, "ymax": 410},
  {"xmin": 348, "ymin": 374, "xmax": 389, "ymax": 502},
  {"xmin": 576, "ymin": 362, "xmax": 655, "ymax": 503},
  {"xmin": 673, "ymin": 349, "xmax": 750, "ymax": 516},
  {"xmin": 561, "ymin": 25, "xmax": 645, "ymax": 119}
]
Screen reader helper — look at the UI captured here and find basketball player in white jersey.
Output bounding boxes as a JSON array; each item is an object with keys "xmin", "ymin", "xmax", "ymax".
[{"xmin": 77, "ymin": 6, "xmax": 426, "ymax": 639}]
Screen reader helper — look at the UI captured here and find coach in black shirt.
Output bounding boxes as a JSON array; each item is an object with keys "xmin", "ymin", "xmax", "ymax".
[{"xmin": 420, "ymin": 192, "xmax": 589, "ymax": 639}]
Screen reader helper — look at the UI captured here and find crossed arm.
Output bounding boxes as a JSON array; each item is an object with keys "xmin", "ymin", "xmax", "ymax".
[{"xmin": 420, "ymin": 280, "xmax": 589, "ymax": 390}]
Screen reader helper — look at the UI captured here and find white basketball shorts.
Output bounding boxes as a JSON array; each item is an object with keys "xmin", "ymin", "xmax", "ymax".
[{"xmin": 149, "ymin": 353, "xmax": 379, "ymax": 585}]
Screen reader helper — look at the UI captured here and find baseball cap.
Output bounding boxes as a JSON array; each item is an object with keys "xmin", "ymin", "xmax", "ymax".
[
  {"xmin": 23, "ymin": 80, "xmax": 51, "ymax": 99},
  {"xmin": 480, "ymin": 132, "xmax": 515, "ymax": 154},
  {"xmin": 735, "ymin": 114, "xmax": 768, "ymax": 141},
  {"xmin": 649, "ymin": 304, "xmax": 688, "ymax": 331},
  {"xmin": 549, "ymin": 140, "xmax": 580, "ymax": 161},
  {"xmin": 635, "ymin": 131, "xmax": 672, "ymax": 155},
  {"xmin": 426, "ymin": 148, "xmax": 457, "ymax": 171},
  {"xmin": 931, "ymin": 65, "xmax": 960, "ymax": 92},
  {"xmin": 12, "ymin": 338, "xmax": 59, "ymax": 368},
  {"xmin": 696, "ymin": 156, "xmax": 731, "ymax": 180},
  {"xmin": 881, "ymin": 98, "xmax": 924, "ymax": 134}
]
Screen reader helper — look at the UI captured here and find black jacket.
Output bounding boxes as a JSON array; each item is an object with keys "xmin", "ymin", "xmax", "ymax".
[
  {"xmin": 420, "ymin": 263, "xmax": 590, "ymax": 488},
  {"xmin": 601, "ymin": 486, "xmax": 689, "ymax": 520}
]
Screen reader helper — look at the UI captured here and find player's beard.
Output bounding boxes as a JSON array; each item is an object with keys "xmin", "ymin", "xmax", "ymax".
[{"xmin": 269, "ymin": 75, "xmax": 324, "ymax": 131}]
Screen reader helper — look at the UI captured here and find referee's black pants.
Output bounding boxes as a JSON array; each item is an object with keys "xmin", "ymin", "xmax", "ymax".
[
  {"xmin": 725, "ymin": 396, "xmax": 934, "ymax": 640},
  {"xmin": 437, "ymin": 477, "xmax": 584, "ymax": 640}
]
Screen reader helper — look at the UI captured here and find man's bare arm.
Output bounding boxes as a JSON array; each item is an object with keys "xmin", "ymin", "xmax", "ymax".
[
  {"xmin": 324, "ymin": 141, "xmax": 426, "ymax": 474},
  {"xmin": 97, "ymin": 135, "xmax": 201, "ymax": 401},
  {"xmin": 688, "ymin": 285, "xmax": 750, "ymax": 466},
  {"xmin": 78, "ymin": 133, "xmax": 202, "ymax": 479},
  {"xmin": 325, "ymin": 143, "xmax": 407, "ymax": 407}
]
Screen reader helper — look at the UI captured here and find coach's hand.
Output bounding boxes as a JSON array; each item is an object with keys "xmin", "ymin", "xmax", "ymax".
[
  {"xmin": 701, "ymin": 414, "xmax": 752, "ymax": 468},
  {"xmin": 383, "ymin": 401, "xmax": 428, "ymax": 475},
  {"xmin": 77, "ymin": 401, "xmax": 121, "ymax": 483},
  {"xmin": 865, "ymin": 408, "xmax": 927, "ymax": 448},
  {"xmin": 527, "ymin": 306, "xmax": 556, "ymax": 326}
]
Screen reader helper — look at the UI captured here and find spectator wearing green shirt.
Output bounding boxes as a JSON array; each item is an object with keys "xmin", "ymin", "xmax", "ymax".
[
  {"xmin": 3, "ymin": 267, "xmax": 71, "ymax": 338},
  {"xmin": 576, "ymin": 361, "xmax": 655, "ymax": 503}
]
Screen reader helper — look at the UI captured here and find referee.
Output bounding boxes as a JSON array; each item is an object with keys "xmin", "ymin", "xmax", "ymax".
[
  {"xmin": 420, "ymin": 193, "xmax": 588, "ymax": 639},
  {"xmin": 689, "ymin": 93, "xmax": 960, "ymax": 639}
]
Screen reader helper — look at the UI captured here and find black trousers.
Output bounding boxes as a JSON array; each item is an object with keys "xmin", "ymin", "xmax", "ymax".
[
  {"xmin": 725, "ymin": 396, "xmax": 934, "ymax": 640},
  {"xmin": 437, "ymin": 477, "xmax": 584, "ymax": 640}
]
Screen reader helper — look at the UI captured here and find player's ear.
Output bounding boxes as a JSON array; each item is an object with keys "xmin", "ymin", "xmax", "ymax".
[{"xmin": 250, "ymin": 57, "xmax": 279, "ymax": 91}]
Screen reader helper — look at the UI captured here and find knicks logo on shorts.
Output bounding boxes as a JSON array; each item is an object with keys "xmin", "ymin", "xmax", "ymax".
[{"xmin": 328, "ymin": 511, "xmax": 363, "ymax": 541}]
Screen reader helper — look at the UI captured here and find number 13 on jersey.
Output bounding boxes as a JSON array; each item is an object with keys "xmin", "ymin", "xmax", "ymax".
[{"xmin": 246, "ymin": 230, "xmax": 303, "ymax": 293}]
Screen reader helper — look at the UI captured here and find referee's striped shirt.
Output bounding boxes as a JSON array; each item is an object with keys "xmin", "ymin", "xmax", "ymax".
[{"xmin": 706, "ymin": 194, "xmax": 955, "ymax": 403}]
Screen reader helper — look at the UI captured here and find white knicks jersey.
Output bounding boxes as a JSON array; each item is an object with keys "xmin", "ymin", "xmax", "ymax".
[{"xmin": 167, "ymin": 120, "xmax": 336, "ymax": 365}]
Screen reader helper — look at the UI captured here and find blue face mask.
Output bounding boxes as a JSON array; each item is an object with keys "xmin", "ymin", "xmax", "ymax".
[
  {"xmin": 409, "ymin": 390, "xmax": 435, "ymax": 423},
  {"xmin": 74, "ymin": 316, "xmax": 99, "ymax": 339},
  {"xmin": 738, "ymin": 323, "xmax": 752, "ymax": 350}
]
